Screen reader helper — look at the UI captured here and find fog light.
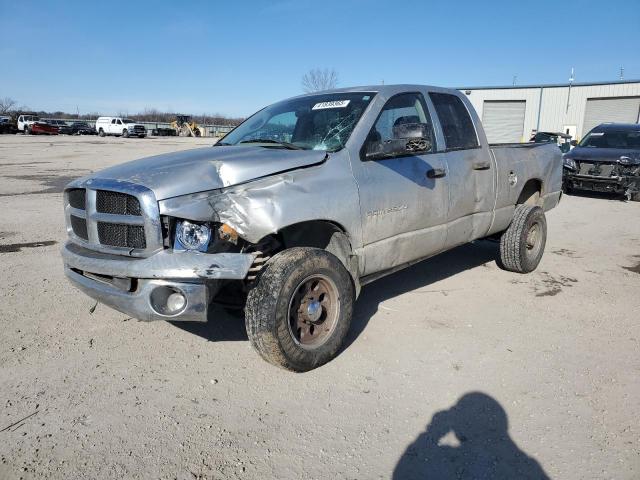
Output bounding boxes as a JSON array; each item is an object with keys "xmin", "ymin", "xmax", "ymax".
[{"xmin": 167, "ymin": 292, "xmax": 186, "ymax": 313}]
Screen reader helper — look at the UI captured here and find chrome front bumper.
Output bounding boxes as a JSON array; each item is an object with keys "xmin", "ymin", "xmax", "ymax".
[{"xmin": 62, "ymin": 241, "xmax": 255, "ymax": 322}]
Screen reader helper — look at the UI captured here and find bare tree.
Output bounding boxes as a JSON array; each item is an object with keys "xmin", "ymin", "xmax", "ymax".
[
  {"xmin": 301, "ymin": 68, "xmax": 339, "ymax": 93},
  {"xmin": 0, "ymin": 97, "xmax": 17, "ymax": 114}
]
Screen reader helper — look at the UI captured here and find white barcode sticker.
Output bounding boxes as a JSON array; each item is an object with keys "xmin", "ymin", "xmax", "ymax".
[{"xmin": 312, "ymin": 100, "xmax": 350, "ymax": 110}]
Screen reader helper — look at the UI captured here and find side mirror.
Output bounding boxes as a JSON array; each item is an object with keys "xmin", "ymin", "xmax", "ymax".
[
  {"xmin": 570, "ymin": 139, "xmax": 578, "ymax": 147},
  {"xmin": 365, "ymin": 123, "xmax": 432, "ymax": 160}
]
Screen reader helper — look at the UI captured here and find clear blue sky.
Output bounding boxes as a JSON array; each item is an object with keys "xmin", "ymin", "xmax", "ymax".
[{"xmin": 1, "ymin": 0, "xmax": 639, "ymax": 117}]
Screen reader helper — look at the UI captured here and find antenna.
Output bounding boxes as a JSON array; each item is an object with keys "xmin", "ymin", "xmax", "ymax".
[
  {"xmin": 512, "ymin": 75, "xmax": 517, "ymax": 86},
  {"xmin": 620, "ymin": 66, "xmax": 624, "ymax": 81},
  {"xmin": 565, "ymin": 67, "xmax": 575, "ymax": 114}
]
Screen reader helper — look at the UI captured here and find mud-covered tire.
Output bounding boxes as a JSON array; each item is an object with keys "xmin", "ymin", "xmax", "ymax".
[
  {"xmin": 499, "ymin": 205, "xmax": 547, "ymax": 273},
  {"xmin": 245, "ymin": 247, "xmax": 354, "ymax": 372}
]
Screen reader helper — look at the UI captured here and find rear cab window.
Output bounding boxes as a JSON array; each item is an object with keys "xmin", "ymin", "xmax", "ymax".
[{"xmin": 429, "ymin": 93, "xmax": 479, "ymax": 150}]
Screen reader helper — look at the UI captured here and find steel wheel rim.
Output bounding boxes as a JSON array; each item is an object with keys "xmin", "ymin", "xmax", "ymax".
[
  {"xmin": 287, "ymin": 274, "xmax": 340, "ymax": 350},
  {"xmin": 525, "ymin": 222, "xmax": 542, "ymax": 257}
]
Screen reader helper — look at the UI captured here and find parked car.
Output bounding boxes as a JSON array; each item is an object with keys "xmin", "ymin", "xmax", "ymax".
[
  {"xmin": 45, "ymin": 119, "xmax": 72, "ymax": 135},
  {"xmin": 69, "ymin": 121, "xmax": 96, "ymax": 135},
  {"xmin": 562, "ymin": 123, "xmax": 640, "ymax": 201},
  {"xmin": 95, "ymin": 117, "xmax": 146, "ymax": 138},
  {"xmin": 0, "ymin": 116, "xmax": 18, "ymax": 134},
  {"xmin": 530, "ymin": 131, "xmax": 573, "ymax": 153},
  {"xmin": 16, "ymin": 114, "xmax": 58, "ymax": 135},
  {"xmin": 62, "ymin": 85, "xmax": 562, "ymax": 371}
]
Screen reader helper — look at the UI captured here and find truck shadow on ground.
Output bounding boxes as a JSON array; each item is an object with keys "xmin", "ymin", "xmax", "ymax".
[
  {"xmin": 343, "ymin": 240, "xmax": 499, "ymax": 351},
  {"xmin": 172, "ymin": 241, "xmax": 499, "ymax": 345},
  {"xmin": 393, "ymin": 391, "xmax": 550, "ymax": 479}
]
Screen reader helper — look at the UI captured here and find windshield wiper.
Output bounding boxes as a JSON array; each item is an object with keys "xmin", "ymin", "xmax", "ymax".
[{"xmin": 239, "ymin": 139, "xmax": 304, "ymax": 150}]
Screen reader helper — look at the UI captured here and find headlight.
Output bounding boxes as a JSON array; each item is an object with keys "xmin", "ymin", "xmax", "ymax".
[
  {"xmin": 619, "ymin": 156, "xmax": 640, "ymax": 165},
  {"xmin": 174, "ymin": 220, "xmax": 211, "ymax": 252},
  {"xmin": 562, "ymin": 156, "xmax": 577, "ymax": 170}
]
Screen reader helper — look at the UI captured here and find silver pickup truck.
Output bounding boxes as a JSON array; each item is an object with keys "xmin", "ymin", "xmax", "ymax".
[{"xmin": 62, "ymin": 85, "xmax": 562, "ymax": 371}]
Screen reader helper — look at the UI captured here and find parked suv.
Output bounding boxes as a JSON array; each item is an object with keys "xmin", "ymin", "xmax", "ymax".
[
  {"xmin": 562, "ymin": 123, "xmax": 640, "ymax": 201},
  {"xmin": 17, "ymin": 114, "xmax": 40, "ymax": 134},
  {"xmin": 95, "ymin": 117, "xmax": 146, "ymax": 138}
]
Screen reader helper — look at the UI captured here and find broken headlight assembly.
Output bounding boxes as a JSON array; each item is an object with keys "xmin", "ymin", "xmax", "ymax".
[
  {"xmin": 170, "ymin": 219, "xmax": 242, "ymax": 253},
  {"xmin": 174, "ymin": 220, "xmax": 211, "ymax": 252},
  {"xmin": 562, "ymin": 156, "xmax": 577, "ymax": 171},
  {"xmin": 618, "ymin": 155, "xmax": 640, "ymax": 166}
]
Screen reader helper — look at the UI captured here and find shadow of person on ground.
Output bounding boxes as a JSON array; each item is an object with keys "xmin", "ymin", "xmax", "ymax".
[{"xmin": 393, "ymin": 392, "xmax": 550, "ymax": 480}]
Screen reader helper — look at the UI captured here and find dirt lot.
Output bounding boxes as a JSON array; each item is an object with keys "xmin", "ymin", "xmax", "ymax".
[{"xmin": 0, "ymin": 135, "xmax": 638, "ymax": 479}]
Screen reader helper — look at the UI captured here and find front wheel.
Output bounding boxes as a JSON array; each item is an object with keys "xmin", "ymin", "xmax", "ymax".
[
  {"xmin": 245, "ymin": 247, "xmax": 354, "ymax": 372},
  {"xmin": 499, "ymin": 205, "xmax": 547, "ymax": 273},
  {"xmin": 122, "ymin": 129, "xmax": 129, "ymax": 138},
  {"xmin": 24, "ymin": 126, "xmax": 30, "ymax": 135}
]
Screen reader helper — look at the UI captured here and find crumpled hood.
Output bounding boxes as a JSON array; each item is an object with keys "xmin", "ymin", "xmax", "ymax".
[
  {"xmin": 565, "ymin": 147, "xmax": 640, "ymax": 163},
  {"xmin": 90, "ymin": 145, "xmax": 327, "ymax": 200}
]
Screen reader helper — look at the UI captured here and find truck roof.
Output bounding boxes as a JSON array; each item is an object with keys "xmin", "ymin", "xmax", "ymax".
[{"xmin": 290, "ymin": 84, "xmax": 457, "ymax": 99}]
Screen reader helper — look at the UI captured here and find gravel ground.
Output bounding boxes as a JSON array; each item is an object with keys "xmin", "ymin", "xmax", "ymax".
[{"xmin": 0, "ymin": 135, "xmax": 638, "ymax": 479}]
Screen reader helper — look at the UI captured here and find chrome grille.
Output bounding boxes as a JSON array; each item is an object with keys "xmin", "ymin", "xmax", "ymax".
[
  {"xmin": 96, "ymin": 190, "xmax": 142, "ymax": 216},
  {"xmin": 68, "ymin": 188, "xmax": 86, "ymax": 209},
  {"xmin": 70, "ymin": 214, "xmax": 88, "ymax": 240},
  {"xmin": 63, "ymin": 180, "xmax": 162, "ymax": 257},
  {"xmin": 97, "ymin": 222, "xmax": 146, "ymax": 249}
]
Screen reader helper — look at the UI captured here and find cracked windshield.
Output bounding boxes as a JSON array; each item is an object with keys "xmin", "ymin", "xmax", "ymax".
[{"xmin": 219, "ymin": 92, "xmax": 376, "ymax": 151}]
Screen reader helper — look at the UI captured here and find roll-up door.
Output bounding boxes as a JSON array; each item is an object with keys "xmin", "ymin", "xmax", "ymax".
[
  {"xmin": 482, "ymin": 100, "xmax": 526, "ymax": 143},
  {"xmin": 583, "ymin": 97, "xmax": 640, "ymax": 135}
]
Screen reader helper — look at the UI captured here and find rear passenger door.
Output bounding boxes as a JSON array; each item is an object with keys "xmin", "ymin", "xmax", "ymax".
[{"xmin": 429, "ymin": 92, "xmax": 495, "ymax": 247}]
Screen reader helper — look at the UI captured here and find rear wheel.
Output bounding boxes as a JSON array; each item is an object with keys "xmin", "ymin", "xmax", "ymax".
[
  {"xmin": 98, "ymin": 128, "xmax": 105, "ymax": 137},
  {"xmin": 245, "ymin": 247, "xmax": 354, "ymax": 372},
  {"xmin": 499, "ymin": 205, "xmax": 547, "ymax": 273}
]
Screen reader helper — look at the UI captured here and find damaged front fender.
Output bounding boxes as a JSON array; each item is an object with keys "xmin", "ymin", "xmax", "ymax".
[{"xmin": 158, "ymin": 151, "xmax": 363, "ymax": 247}]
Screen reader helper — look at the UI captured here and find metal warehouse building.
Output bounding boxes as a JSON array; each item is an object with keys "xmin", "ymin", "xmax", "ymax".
[{"xmin": 458, "ymin": 79, "xmax": 640, "ymax": 143}]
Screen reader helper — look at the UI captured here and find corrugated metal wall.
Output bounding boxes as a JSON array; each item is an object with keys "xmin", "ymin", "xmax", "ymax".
[{"xmin": 462, "ymin": 81, "xmax": 640, "ymax": 141}]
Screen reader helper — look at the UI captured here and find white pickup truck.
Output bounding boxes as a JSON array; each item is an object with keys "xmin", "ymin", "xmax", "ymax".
[
  {"xmin": 95, "ymin": 116, "xmax": 146, "ymax": 138},
  {"xmin": 62, "ymin": 85, "xmax": 562, "ymax": 371}
]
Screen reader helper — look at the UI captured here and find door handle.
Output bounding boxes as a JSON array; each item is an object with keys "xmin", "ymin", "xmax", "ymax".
[
  {"xmin": 427, "ymin": 168, "xmax": 446, "ymax": 179},
  {"xmin": 472, "ymin": 161, "xmax": 491, "ymax": 170}
]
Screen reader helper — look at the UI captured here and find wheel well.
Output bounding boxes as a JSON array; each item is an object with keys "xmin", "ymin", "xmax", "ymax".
[
  {"xmin": 274, "ymin": 220, "xmax": 360, "ymax": 296},
  {"xmin": 278, "ymin": 220, "xmax": 347, "ymax": 250},
  {"xmin": 517, "ymin": 179, "xmax": 542, "ymax": 206}
]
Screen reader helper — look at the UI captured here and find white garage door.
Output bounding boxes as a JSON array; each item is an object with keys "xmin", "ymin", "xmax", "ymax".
[
  {"xmin": 583, "ymin": 97, "xmax": 640, "ymax": 135},
  {"xmin": 482, "ymin": 100, "xmax": 526, "ymax": 144}
]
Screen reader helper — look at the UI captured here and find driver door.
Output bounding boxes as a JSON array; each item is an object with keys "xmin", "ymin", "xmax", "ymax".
[{"xmin": 350, "ymin": 92, "xmax": 449, "ymax": 276}]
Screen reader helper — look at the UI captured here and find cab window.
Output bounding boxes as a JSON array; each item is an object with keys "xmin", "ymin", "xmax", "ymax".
[
  {"xmin": 363, "ymin": 92, "xmax": 435, "ymax": 159},
  {"xmin": 429, "ymin": 92, "xmax": 478, "ymax": 150}
]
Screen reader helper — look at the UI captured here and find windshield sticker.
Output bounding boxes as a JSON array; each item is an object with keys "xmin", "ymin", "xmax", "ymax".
[
  {"xmin": 589, "ymin": 132, "xmax": 604, "ymax": 136},
  {"xmin": 312, "ymin": 100, "xmax": 351, "ymax": 110}
]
